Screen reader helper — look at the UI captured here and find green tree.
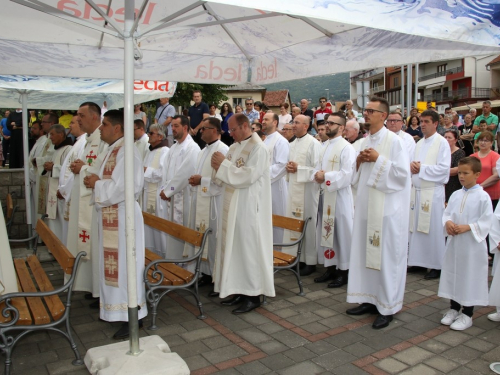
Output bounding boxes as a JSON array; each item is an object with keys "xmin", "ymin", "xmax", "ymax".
[{"xmin": 170, "ymin": 83, "xmax": 229, "ymax": 108}]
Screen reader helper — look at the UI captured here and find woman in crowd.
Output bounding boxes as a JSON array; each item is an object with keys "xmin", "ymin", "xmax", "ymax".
[
  {"xmin": 278, "ymin": 103, "xmax": 292, "ymax": 132},
  {"xmin": 443, "ymin": 114, "xmax": 459, "ymax": 135},
  {"xmin": 134, "ymin": 104, "xmax": 147, "ymax": 125},
  {"xmin": 444, "ymin": 130, "xmax": 466, "ymax": 202},
  {"xmin": 405, "ymin": 115, "xmax": 423, "ymax": 142},
  {"xmin": 220, "ymin": 102, "xmax": 234, "ymax": 146},
  {"xmin": 472, "ymin": 131, "xmax": 500, "ymax": 209},
  {"xmin": 234, "ymin": 104, "xmax": 243, "ymax": 114},
  {"xmin": 209, "ymin": 103, "xmax": 222, "ymax": 121},
  {"xmin": 459, "ymin": 113, "xmax": 475, "ymax": 156}
]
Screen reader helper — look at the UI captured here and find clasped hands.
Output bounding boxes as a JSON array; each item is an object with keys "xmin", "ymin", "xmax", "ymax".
[
  {"xmin": 83, "ymin": 173, "xmax": 100, "ymax": 189},
  {"xmin": 445, "ymin": 220, "xmax": 470, "ymax": 236}
]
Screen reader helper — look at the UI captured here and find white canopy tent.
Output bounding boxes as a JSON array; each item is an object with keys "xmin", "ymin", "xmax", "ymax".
[
  {"xmin": 0, "ymin": 75, "xmax": 176, "ymax": 109},
  {"xmin": 3, "ymin": 0, "xmax": 500, "ymax": 363}
]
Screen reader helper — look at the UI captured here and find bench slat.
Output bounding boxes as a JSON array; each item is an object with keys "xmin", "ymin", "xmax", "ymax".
[
  {"xmin": 272, "ymin": 215, "xmax": 305, "ymax": 232},
  {"xmin": 13, "ymin": 259, "xmax": 50, "ymax": 325},
  {"xmin": 0, "ymin": 281, "xmax": 32, "ymax": 325},
  {"xmin": 35, "ymin": 220, "xmax": 75, "ymax": 274},
  {"xmin": 146, "ymin": 269, "xmax": 172, "ymax": 286},
  {"xmin": 273, "ymin": 259, "xmax": 289, "ymax": 267},
  {"xmin": 145, "ymin": 250, "xmax": 187, "ymax": 286},
  {"xmin": 143, "ymin": 212, "xmax": 203, "ymax": 248},
  {"xmin": 273, "ymin": 250, "xmax": 296, "ymax": 264},
  {"xmin": 26, "ymin": 255, "xmax": 65, "ymax": 321}
]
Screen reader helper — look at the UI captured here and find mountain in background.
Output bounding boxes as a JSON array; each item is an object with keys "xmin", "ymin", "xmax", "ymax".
[{"xmin": 263, "ymin": 72, "xmax": 351, "ymax": 106}]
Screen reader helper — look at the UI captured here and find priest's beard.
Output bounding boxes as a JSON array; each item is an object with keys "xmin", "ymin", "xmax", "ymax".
[{"xmin": 326, "ymin": 127, "xmax": 339, "ymax": 138}]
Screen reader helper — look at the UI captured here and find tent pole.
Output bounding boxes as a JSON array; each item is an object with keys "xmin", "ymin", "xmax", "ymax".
[
  {"xmin": 407, "ymin": 64, "xmax": 412, "ymax": 116},
  {"xmin": 400, "ymin": 66, "xmax": 404, "ymax": 113},
  {"xmin": 21, "ymin": 91, "xmax": 32, "ymax": 243},
  {"xmin": 124, "ymin": 0, "xmax": 141, "ymax": 356},
  {"xmin": 414, "ymin": 63, "xmax": 419, "ymax": 108}
]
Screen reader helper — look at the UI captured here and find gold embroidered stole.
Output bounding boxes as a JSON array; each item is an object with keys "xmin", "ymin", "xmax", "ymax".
[
  {"xmin": 144, "ymin": 148, "xmax": 163, "ymax": 215},
  {"xmin": 284, "ymin": 134, "xmax": 315, "ymax": 243},
  {"xmin": 410, "ymin": 135, "xmax": 441, "ymax": 234},
  {"xmin": 364, "ymin": 130, "xmax": 393, "ymax": 271},
  {"xmin": 101, "ymin": 139, "xmax": 123, "ymax": 288},
  {"xmin": 77, "ymin": 132, "xmax": 105, "ymax": 257},
  {"xmin": 214, "ymin": 134, "xmax": 259, "ymax": 279},
  {"xmin": 320, "ymin": 138, "xmax": 348, "ymax": 248}
]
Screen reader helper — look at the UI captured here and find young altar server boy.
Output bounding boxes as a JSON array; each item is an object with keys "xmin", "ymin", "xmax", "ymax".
[{"xmin": 438, "ymin": 156, "xmax": 493, "ymax": 330}]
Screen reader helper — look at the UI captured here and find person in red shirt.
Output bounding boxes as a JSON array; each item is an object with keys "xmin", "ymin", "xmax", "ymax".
[{"xmin": 314, "ymin": 97, "xmax": 332, "ymax": 132}]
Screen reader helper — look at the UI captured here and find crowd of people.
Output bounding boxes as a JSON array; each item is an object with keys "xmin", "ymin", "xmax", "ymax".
[{"xmin": 6, "ymin": 90, "xmax": 500, "ymax": 339}]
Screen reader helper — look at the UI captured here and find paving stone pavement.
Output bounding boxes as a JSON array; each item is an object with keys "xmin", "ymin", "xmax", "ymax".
[{"xmin": 3, "ymin": 247, "xmax": 500, "ymax": 374}]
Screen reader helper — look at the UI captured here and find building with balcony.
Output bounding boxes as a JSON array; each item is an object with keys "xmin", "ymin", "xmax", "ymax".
[{"xmin": 350, "ymin": 56, "xmax": 500, "ymax": 113}]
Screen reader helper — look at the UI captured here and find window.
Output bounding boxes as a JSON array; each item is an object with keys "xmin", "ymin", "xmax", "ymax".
[
  {"xmin": 393, "ymin": 76, "xmax": 399, "ymax": 87},
  {"xmin": 437, "ymin": 64, "xmax": 447, "ymax": 73},
  {"xmin": 232, "ymin": 97, "xmax": 245, "ymax": 108}
]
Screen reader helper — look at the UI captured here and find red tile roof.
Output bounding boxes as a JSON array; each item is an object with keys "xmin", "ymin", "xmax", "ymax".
[
  {"xmin": 263, "ymin": 90, "xmax": 289, "ymax": 107},
  {"xmin": 488, "ymin": 55, "xmax": 500, "ymax": 66}
]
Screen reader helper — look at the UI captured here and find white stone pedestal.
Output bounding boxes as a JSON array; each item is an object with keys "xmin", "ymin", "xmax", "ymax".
[{"xmin": 84, "ymin": 335, "xmax": 190, "ymax": 375}]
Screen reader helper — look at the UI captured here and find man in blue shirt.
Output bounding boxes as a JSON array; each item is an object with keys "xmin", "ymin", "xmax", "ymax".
[
  {"xmin": 0, "ymin": 110, "xmax": 10, "ymax": 166},
  {"xmin": 243, "ymin": 99, "xmax": 259, "ymax": 124},
  {"xmin": 188, "ymin": 90, "xmax": 210, "ymax": 148}
]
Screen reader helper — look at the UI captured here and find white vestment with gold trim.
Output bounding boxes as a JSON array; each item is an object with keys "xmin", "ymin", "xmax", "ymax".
[
  {"xmin": 94, "ymin": 140, "xmax": 147, "ymax": 322},
  {"xmin": 347, "ymin": 127, "xmax": 411, "ymax": 315}
]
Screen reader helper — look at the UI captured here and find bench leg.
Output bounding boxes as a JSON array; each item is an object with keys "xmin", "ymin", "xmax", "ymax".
[
  {"xmin": 291, "ymin": 268, "xmax": 305, "ymax": 296},
  {"xmin": 65, "ymin": 320, "xmax": 84, "ymax": 366},
  {"xmin": 147, "ymin": 302, "xmax": 159, "ymax": 331},
  {"xmin": 193, "ymin": 284, "xmax": 206, "ymax": 320},
  {"xmin": 3, "ymin": 346, "xmax": 13, "ymax": 375}
]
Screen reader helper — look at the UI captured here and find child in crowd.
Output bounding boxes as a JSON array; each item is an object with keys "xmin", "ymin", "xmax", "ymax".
[
  {"xmin": 438, "ymin": 157, "xmax": 493, "ymax": 330},
  {"xmin": 473, "ymin": 120, "xmax": 488, "ymax": 152}
]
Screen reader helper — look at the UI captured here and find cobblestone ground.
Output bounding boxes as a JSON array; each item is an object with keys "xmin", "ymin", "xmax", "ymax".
[{"xmin": 4, "ymin": 247, "xmax": 500, "ymax": 375}]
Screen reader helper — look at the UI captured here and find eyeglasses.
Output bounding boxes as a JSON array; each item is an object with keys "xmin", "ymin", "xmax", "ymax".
[
  {"xmin": 199, "ymin": 126, "xmax": 215, "ymax": 131},
  {"xmin": 326, "ymin": 121, "xmax": 342, "ymax": 126},
  {"xmin": 245, "ymin": 103, "xmax": 253, "ymax": 106},
  {"xmin": 479, "ymin": 139, "xmax": 492, "ymax": 143},
  {"xmin": 228, "ymin": 127, "xmax": 238, "ymax": 134},
  {"xmin": 282, "ymin": 128, "xmax": 292, "ymax": 131},
  {"xmin": 363, "ymin": 109, "xmax": 385, "ymax": 115},
  {"xmin": 386, "ymin": 119, "xmax": 402, "ymax": 123}
]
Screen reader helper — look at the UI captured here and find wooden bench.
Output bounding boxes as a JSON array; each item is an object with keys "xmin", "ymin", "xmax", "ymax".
[
  {"xmin": 0, "ymin": 219, "xmax": 87, "ymax": 375},
  {"xmin": 142, "ymin": 212, "xmax": 211, "ymax": 330},
  {"xmin": 270, "ymin": 215, "xmax": 311, "ymax": 298}
]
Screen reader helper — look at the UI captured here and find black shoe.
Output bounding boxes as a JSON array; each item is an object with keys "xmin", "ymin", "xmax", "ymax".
[
  {"xmin": 112, "ymin": 320, "xmax": 144, "ymax": 340},
  {"xmin": 407, "ymin": 266, "xmax": 426, "ymax": 273},
  {"xmin": 346, "ymin": 303, "xmax": 378, "ymax": 315},
  {"xmin": 424, "ymin": 269, "xmax": 441, "ymax": 280},
  {"xmin": 314, "ymin": 267, "xmax": 337, "ymax": 283},
  {"xmin": 84, "ymin": 293, "xmax": 97, "ymax": 300},
  {"xmin": 221, "ymin": 295, "xmax": 243, "ymax": 306},
  {"xmin": 299, "ymin": 265, "xmax": 316, "ymax": 276},
  {"xmin": 232, "ymin": 296, "xmax": 260, "ymax": 314},
  {"xmin": 208, "ymin": 290, "xmax": 220, "ymax": 298},
  {"xmin": 327, "ymin": 272, "xmax": 348, "ymax": 288},
  {"xmin": 372, "ymin": 314, "xmax": 393, "ymax": 329},
  {"xmin": 198, "ymin": 274, "xmax": 212, "ymax": 287},
  {"xmin": 89, "ymin": 299, "xmax": 100, "ymax": 309}
]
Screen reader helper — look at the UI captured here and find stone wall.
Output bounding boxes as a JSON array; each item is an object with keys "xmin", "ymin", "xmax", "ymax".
[{"xmin": 0, "ymin": 168, "xmax": 29, "ymax": 239}]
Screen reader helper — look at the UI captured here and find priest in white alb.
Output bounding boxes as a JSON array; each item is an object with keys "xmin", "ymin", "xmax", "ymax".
[
  {"xmin": 313, "ymin": 112, "xmax": 355, "ymax": 289},
  {"xmin": 283, "ymin": 114, "xmax": 321, "ymax": 276},
  {"xmin": 142, "ymin": 124, "xmax": 169, "ymax": 256},
  {"xmin": 28, "ymin": 121, "xmax": 46, "ymax": 232},
  {"xmin": 68, "ymin": 102, "xmax": 108, "ymax": 301},
  {"xmin": 262, "ymin": 112, "xmax": 289, "ymax": 244},
  {"xmin": 185, "ymin": 117, "xmax": 228, "ymax": 290},
  {"xmin": 211, "ymin": 113, "xmax": 275, "ymax": 314},
  {"xmin": 160, "ymin": 115, "xmax": 200, "ymax": 258},
  {"xmin": 42, "ymin": 125, "xmax": 72, "ymax": 241},
  {"xmin": 57, "ymin": 115, "xmax": 86, "ymax": 245},
  {"xmin": 346, "ymin": 97, "xmax": 411, "ymax": 330},
  {"xmin": 386, "ymin": 111, "xmax": 415, "ymax": 161},
  {"xmin": 408, "ymin": 110, "xmax": 451, "ymax": 280},
  {"xmin": 84, "ymin": 110, "xmax": 147, "ymax": 340},
  {"xmin": 133, "ymin": 119, "xmax": 149, "ymax": 162}
]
